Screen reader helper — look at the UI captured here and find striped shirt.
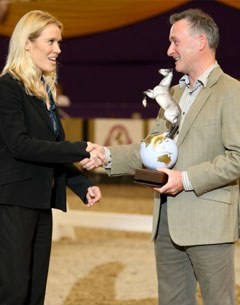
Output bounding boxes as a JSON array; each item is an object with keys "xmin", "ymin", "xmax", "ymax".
[{"xmin": 178, "ymin": 62, "xmax": 219, "ymax": 191}]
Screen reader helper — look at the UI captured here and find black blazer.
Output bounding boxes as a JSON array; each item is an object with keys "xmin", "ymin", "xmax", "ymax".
[{"xmin": 0, "ymin": 73, "xmax": 94, "ymax": 211}]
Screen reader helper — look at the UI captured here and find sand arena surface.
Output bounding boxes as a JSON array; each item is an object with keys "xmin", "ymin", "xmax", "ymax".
[{"xmin": 45, "ymin": 184, "xmax": 240, "ymax": 305}]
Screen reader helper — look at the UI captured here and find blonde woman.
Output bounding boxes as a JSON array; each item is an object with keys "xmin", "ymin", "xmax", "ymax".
[{"xmin": 0, "ymin": 10, "xmax": 103, "ymax": 305}]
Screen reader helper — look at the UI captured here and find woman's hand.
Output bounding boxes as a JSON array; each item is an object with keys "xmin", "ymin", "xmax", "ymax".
[{"xmin": 85, "ymin": 186, "xmax": 102, "ymax": 207}]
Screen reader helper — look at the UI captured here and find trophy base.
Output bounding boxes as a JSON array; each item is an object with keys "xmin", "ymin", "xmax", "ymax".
[{"xmin": 134, "ymin": 168, "xmax": 168, "ymax": 187}]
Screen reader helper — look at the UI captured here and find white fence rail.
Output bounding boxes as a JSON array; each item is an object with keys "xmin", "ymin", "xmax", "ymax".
[{"xmin": 52, "ymin": 209, "xmax": 152, "ymax": 241}]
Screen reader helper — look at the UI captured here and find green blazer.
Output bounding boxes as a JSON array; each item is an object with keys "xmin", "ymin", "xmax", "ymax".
[{"xmin": 108, "ymin": 67, "xmax": 240, "ymax": 245}]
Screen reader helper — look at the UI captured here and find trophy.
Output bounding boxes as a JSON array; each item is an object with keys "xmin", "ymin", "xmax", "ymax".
[{"xmin": 134, "ymin": 68, "xmax": 181, "ymax": 187}]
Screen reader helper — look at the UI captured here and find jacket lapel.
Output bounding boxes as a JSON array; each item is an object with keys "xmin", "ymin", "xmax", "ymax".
[
  {"xmin": 176, "ymin": 89, "xmax": 211, "ymax": 146},
  {"xmin": 175, "ymin": 67, "xmax": 223, "ymax": 147},
  {"xmin": 28, "ymin": 95, "xmax": 55, "ymax": 132}
]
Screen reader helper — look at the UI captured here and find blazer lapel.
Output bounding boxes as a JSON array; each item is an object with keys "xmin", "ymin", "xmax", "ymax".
[
  {"xmin": 28, "ymin": 95, "xmax": 54, "ymax": 132},
  {"xmin": 175, "ymin": 67, "xmax": 223, "ymax": 147},
  {"xmin": 176, "ymin": 89, "xmax": 212, "ymax": 146}
]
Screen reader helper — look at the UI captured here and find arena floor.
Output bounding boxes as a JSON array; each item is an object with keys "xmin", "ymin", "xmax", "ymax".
[{"xmin": 45, "ymin": 183, "xmax": 240, "ymax": 305}]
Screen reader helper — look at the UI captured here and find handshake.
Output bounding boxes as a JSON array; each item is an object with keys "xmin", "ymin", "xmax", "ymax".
[{"xmin": 81, "ymin": 142, "xmax": 109, "ymax": 170}]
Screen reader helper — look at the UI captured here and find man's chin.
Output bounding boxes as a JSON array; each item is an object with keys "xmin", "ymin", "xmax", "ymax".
[{"xmin": 174, "ymin": 64, "xmax": 183, "ymax": 74}]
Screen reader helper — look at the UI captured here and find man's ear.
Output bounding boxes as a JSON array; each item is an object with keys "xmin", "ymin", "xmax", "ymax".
[{"xmin": 198, "ymin": 33, "xmax": 207, "ymax": 50}]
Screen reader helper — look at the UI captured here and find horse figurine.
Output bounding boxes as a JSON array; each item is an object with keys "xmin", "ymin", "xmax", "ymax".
[{"xmin": 142, "ymin": 68, "xmax": 181, "ymax": 138}]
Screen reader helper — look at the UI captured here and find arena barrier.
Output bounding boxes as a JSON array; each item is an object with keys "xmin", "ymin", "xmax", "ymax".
[{"xmin": 52, "ymin": 208, "xmax": 152, "ymax": 241}]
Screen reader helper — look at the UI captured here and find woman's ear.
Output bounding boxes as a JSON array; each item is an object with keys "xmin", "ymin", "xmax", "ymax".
[{"xmin": 25, "ymin": 39, "xmax": 31, "ymax": 51}]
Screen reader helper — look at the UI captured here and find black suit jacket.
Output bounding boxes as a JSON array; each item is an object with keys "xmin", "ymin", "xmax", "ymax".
[{"xmin": 0, "ymin": 73, "xmax": 93, "ymax": 211}]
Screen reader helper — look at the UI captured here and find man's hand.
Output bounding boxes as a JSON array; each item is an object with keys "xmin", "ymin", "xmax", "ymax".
[
  {"xmin": 85, "ymin": 186, "xmax": 102, "ymax": 207},
  {"xmin": 80, "ymin": 142, "xmax": 106, "ymax": 170},
  {"xmin": 153, "ymin": 168, "xmax": 183, "ymax": 195}
]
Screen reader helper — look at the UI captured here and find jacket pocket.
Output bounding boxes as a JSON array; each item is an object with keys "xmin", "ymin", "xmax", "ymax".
[
  {"xmin": 0, "ymin": 167, "xmax": 32, "ymax": 186},
  {"xmin": 200, "ymin": 186, "xmax": 236, "ymax": 205}
]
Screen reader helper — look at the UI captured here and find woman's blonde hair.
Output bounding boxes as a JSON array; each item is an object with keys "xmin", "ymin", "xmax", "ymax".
[{"xmin": 2, "ymin": 10, "xmax": 63, "ymax": 102}]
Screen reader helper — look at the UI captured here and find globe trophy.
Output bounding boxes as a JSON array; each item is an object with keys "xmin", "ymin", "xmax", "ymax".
[{"xmin": 134, "ymin": 68, "xmax": 181, "ymax": 187}]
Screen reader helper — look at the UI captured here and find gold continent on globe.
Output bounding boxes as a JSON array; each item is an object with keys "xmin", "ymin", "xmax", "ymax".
[{"xmin": 140, "ymin": 133, "xmax": 178, "ymax": 170}]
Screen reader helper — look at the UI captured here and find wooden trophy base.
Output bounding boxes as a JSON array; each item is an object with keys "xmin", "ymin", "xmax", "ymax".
[{"xmin": 134, "ymin": 168, "xmax": 168, "ymax": 187}]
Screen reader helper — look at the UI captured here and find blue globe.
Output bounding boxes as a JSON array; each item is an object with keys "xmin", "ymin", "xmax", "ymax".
[{"xmin": 140, "ymin": 133, "xmax": 178, "ymax": 170}]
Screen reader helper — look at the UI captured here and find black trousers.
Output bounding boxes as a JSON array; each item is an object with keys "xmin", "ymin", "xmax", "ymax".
[{"xmin": 0, "ymin": 205, "xmax": 52, "ymax": 305}]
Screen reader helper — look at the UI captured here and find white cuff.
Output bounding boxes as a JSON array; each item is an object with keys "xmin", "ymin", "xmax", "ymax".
[
  {"xmin": 103, "ymin": 147, "xmax": 112, "ymax": 169},
  {"xmin": 181, "ymin": 171, "xmax": 193, "ymax": 191}
]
